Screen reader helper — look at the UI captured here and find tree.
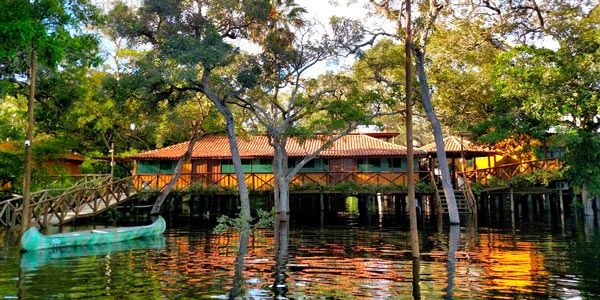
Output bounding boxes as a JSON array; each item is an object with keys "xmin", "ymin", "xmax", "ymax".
[
  {"xmin": 0, "ymin": 0, "xmax": 100, "ymax": 232},
  {"xmin": 368, "ymin": 0, "xmax": 461, "ymax": 223},
  {"xmin": 478, "ymin": 5, "xmax": 600, "ymax": 215},
  {"xmin": 109, "ymin": 0, "xmax": 291, "ymax": 221},
  {"xmin": 228, "ymin": 17, "xmax": 396, "ymax": 219},
  {"xmin": 111, "ymin": 0, "xmax": 388, "ymax": 220}
]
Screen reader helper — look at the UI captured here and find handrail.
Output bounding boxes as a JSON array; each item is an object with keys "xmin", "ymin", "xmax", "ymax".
[
  {"xmin": 0, "ymin": 174, "xmax": 121, "ymax": 228},
  {"xmin": 465, "ymin": 157, "xmax": 561, "ymax": 173}
]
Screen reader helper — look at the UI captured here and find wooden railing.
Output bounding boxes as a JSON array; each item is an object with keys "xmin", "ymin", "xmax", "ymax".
[
  {"xmin": 134, "ymin": 171, "xmax": 434, "ymax": 192},
  {"xmin": 1, "ymin": 175, "xmax": 136, "ymax": 228},
  {"xmin": 463, "ymin": 157, "xmax": 562, "ymax": 184}
]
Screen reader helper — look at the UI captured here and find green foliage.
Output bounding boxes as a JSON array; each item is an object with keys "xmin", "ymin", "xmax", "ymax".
[
  {"xmin": 254, "ymin": 207, "xmax": 275, "ymax": 229},
  {"xmin": 563, "ymin": 131, "xmax": 600, "ymax": 195},
  {"xmin": 213, "ymin": 214, "xmax": 251, "ymax": 234},
  {"xmin": 0, "ymin": 0, "xmax": 100, "ymax": 79},
  {"xmin": 214, "ymin": 207, "xmax": 275, "ymax": 234},
  {"xmin": 0, "ymin": 95, "xmax": 27, "ymax": 140},
  {"xmin": 0, "ymin": 150, "xmax": 23, "ymax": 195}
]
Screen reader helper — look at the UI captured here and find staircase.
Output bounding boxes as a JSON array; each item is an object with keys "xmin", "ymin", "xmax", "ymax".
[{"xmin": 438, "ymin": 189, "xmax": 472, "ymax": 214}]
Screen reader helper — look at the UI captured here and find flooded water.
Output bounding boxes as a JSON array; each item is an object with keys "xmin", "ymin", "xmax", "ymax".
[{"xmin": 1, "ymin": 196, "xmax": 600, "ymax": 299}]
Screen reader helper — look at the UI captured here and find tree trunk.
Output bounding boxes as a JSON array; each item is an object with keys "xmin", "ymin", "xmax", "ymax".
[
  {"xmin": 582, "ymin": 182, "xmax": 593, "ymax": 216},
  {"xmin": 200, "ymin": 80, "xmax": 251, "ymax": 220},
  {"xmin": 414, "ymin": 49, "xmax": 460, "ymax": 224},
  {"xmin": 150, "ymin": 134, "xmax": 201, "ymax": 216},
  {"xmin": 404, "ymin": 0, "xmax": 420, "ymax": 259},
  {"xmin": 21, "ymin": 48, "xmax": 37, "ymax": 235},
  {"xmin": 273, "ymin": 142, "xmax": 282, "ymax": 214},
  {"xmin": 224, "ymin": 112, "xmax": 252, "ymax": 220},
  {"xmin": 273, "ymin": 142, "xmax": 290, "ymax": 220}
]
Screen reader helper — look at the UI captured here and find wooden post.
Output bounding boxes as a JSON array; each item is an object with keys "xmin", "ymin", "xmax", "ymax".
[
  {"xmin": 110, "ymin": 142, "xmax": 115, "ymax": 183},
  {"xmin": 21, "ymin": 49, "xmax": 37, "ymax": 235},
  {"xmin": 559, "ymin": 185, "xmax": 564, "ymax": 213},
  {"xmin": 320, "ymin": 191, "xmax": 324, "ymax": 212},
  {"xmin": 527, "ymin": 194, "xmax": 533, "ymax": 222},
  {"xmin": 510, "ymin": 188, "xmax": 515, "ymax": 226}
]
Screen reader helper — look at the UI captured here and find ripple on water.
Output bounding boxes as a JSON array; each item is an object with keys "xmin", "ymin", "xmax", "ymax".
[{"xmin": 1, "ymin": 215, "xmax": 600, "ymax": 299}]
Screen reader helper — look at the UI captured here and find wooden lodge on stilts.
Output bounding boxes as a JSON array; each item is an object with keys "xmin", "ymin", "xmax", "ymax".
[
  {"xmin": 130, "ymin": 133, "xmax": 429, "ymax": 193},
  {"xmin": 128, "ymin": 132, "xmax": 567, "ymax": 219}
]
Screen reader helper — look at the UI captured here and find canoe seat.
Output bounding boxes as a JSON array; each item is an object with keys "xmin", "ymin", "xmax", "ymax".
[{"xmin": 91, "ymin": 229, "xmax": 108, "ymax": 233}]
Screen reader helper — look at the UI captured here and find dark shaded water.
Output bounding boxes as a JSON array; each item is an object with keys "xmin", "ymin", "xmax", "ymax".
[{"xmin": 2, "ymin": 196, "xmax": 600, "ymax": 299}]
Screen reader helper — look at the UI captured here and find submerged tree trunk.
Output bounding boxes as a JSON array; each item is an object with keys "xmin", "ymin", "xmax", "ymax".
[
  {"xmin": 21, "ymin": 48, "xmax": 37, "ymax": 235},
  {"xmin": 151, "ymin": 134, "xmax": 202, "ymax": 215},
  {"xmin": 414, "ymin": 49, "xmax": 460, "ymax": 224}
]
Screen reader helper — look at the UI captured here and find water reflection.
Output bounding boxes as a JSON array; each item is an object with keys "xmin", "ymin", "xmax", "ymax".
[
  {"xmin": 272, "ymin": 219, "xmax": 289, "ymax": 297},
  {"xmin": 20, "ymin": 236, "xmax": 166, "ymax": 271},
  {"xmin": 1, "ymin": 196, "xmax": 600, "ymax": 299},
  {"xmin": 443, "ymin": 224, "xmax": 459, "ymax": 299},
  {"xmin": 229, "ymin": 230, "xmax": 249, "ymax": 299}
]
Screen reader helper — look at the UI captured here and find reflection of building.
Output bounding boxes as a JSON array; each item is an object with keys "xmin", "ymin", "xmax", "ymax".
[
  {"xmin": 130, "ymin": 133, "xmax": 425, "ymax": 191},
  {"xmin": 478, "ymin": 233, "xmax": 549, "ymax": 293}
]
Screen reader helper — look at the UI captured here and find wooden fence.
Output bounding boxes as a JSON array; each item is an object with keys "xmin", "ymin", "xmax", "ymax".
[{"xmin": 464, "ymin": 157, "xmax": 561, "ymax": 184}]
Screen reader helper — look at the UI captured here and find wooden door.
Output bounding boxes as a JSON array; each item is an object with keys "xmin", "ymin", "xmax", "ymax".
[
  {"xmin": 329, "ymin": 159, "xmax": 343, "ymax": 183},
  {"xmin": 207, "ymin": 160, "xmax": 220, "ymax": 185}
]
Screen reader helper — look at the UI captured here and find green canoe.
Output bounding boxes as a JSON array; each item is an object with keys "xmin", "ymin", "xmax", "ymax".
[{"xmin": 21, "ymin": 216, "xmax": 166, "ymax": 252}]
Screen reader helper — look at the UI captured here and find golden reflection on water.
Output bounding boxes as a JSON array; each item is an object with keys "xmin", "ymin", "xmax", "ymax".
[
  {"xmin": 478, "ymin": 233, "xmax": 549, "ymax": 295},
  {"xmin": 5, "ymin": 221, "xmax": 598, "ymax": 299}
]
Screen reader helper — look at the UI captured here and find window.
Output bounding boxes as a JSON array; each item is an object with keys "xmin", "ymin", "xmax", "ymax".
[
  {"xmin": 358, "ymin": 158, "xmax": 383, "ymax": 172},
  {"xmin": 159, "ymin": 161, "xmax": 177, "ymax": 174},
  {"xmin": 290, "ymin": 158, "xmax": 328, "ymax": 172},
  {"xmin": 357, "ymin": 158, "xmax": 368, "ymax": 171},
  {"xmin": 137, "ymin": 160, "xmax": 179, "ymax": 174},
  {"xmin": 390, "ymin": 158, "xmax": 402, "ymax": 169},
  {"xmin": 369, "ymin": 158, "xmax": 382, "ymax": 169},
  {"xmin": 138, "ymin": 161, "xmax": 159, "ymax": 174},
  {"xmin": 252, "ymin": 159, "xmax": 273, "ymax": 173},
  {"xmin": 221, "ymin": 160, "xmax": 253, "ymax": 173}
]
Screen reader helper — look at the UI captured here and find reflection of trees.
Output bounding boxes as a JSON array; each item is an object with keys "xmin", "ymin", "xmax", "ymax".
[
  {"xmin": 229, "ymin": 230, "xmax": 249, "ymax": 299},
  {"xmin": 272, "ymin": 219, "xmax": 289, "ymax": 298}
]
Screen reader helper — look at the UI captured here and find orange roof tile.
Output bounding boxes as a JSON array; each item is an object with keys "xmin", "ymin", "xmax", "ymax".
[
  {"xmin": 131, "ymin": 134, "xmax": 424, "ymax": 160},
  {"xmin": 420, "ymin": 136, "xmax": 495, "ymax": 156}
]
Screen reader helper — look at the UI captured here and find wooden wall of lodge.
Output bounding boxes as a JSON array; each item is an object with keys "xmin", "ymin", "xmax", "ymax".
[{"xmin": 133, "ymin": 159, "xmax": 420, "ymax": 191}]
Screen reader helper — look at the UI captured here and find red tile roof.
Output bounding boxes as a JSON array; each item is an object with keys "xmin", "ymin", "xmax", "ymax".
[
  {"xmin": 131, "ymin": 134, "xmax": 424, "ymax": 160},
  {"xmin": 420, "ymin": 136, "xmax": 495, "ymax": 157}
]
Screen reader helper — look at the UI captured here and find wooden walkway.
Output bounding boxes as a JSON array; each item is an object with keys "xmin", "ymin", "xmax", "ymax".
[{"xmin": 0, "ymin": 176, "xmax": 136, "ymax": 228}]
